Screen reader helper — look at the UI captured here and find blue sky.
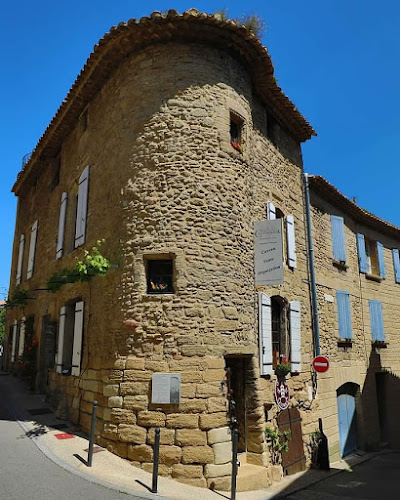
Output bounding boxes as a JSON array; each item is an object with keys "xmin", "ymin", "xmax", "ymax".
[{"xmin": 1, "ymin": 0, "xmax": 399, "ymax": 297}]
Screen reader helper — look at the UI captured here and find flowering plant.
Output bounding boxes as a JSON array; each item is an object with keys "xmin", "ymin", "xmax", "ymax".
[
  {"xmin": 150, "ymin": 281, "xmax": 168, "ymax": 292},
  {"xmin": 275, "ymin": 357, "xmax": 291, "ymax": 378},
  {"xmin": 231, "ymin": 141, "xmax": 243, "ymax": 153}
]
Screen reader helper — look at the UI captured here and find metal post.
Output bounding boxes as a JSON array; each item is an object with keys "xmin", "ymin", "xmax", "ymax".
[
  {"xmin": 231, "ymin": 428, "xmax": 239, "ymax": 500},
  {"xmin": 151, "ymin": 427, "xmax": 161, "ymax": 493},
  {"xmin": 87, "ymin": 400, "xmax": 98, "ymax": 467}
]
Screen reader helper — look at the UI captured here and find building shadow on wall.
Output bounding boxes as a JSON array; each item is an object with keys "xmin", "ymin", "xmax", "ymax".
[{"xmin": 269, "ymin": 348, "xmax": 400, "ymax": 498}]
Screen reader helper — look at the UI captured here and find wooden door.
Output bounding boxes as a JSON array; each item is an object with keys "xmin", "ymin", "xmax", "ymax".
[
  {"xmin": 337, "ymin": 393, "xmax": 357, "ymax": 457},
  {"xmin": 277, "ymin": 408, "xmax": 306, "ymax": 475}
]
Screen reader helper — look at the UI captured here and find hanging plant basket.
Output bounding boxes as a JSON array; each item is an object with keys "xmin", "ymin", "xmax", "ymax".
[{"xmin": 275, "ymin": 361, "xmax": 291, "ymax": 379}]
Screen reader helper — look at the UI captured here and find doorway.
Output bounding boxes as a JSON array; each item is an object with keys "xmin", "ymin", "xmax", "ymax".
[
  {"xmin": 337, "ymin": 382, "xmax": 359, "ymax": 457},
  {"xmin": 225, "ymin": 356, "xmax": 251, "ymax": 453}
]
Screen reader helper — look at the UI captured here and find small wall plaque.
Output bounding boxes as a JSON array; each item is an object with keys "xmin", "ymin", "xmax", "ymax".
[{"xmin": 151, "ymin": 373, "xmax": 181, "ymax": 404}]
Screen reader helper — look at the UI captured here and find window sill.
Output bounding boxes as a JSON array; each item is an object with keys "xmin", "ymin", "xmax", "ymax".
[
  {"xmin": 372, "ymin": 340, "xmax": 388, "ymax": 348},
  {"xmin": 332, "ymin": 259, "xmax": 348, "ymax": 271},
  {"xmin": 365, "ymin": 273, "xmax": 382, "ymax": 282},
  {"xmin": 337, "ymin": 338, "xmax": 352, "ymax": 347}
]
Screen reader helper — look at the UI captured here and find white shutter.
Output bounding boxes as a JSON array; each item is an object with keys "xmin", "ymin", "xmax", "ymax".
[
  {"xmin": 75, "ymin": 166, "xmax": 90, "ymax": 248},
  {"xmin": 18, "ymin": 316, "xmax": 26, "ymax": 358},
  {"xmin": 71, "ymin": 301, "xmax": 84, "ymax": 376},
  {"xmin": 286, "ymin": 215, "xmax": 297, "ymax": 269},
  {"xmin": 258, "ymin": 293, "xmax": 273, "ymax": 376},
  {"xmin": 267, "ymin": 201, "xmax": 276, "ymax": 220},
  {"xmin": 27, "ymin": 220, "xmax": 38, "ymax": 279},
  {"xmin": 11, "ymin": 320, "xmax": 18, "ymax": 363},
  {"xmin": 56, "ymin": 306, "xmax": 67, "ymax": 373},
  {"xmin": 16, "ymin": 234, "xmax": 25, "ymax": 285},
  {"xmin": 56, "ymin": 192, "xmax": 68, "ymax": 259},
  {"xmin": 289, "ymin": 300, "xmax": 301, "ymax": 373}
]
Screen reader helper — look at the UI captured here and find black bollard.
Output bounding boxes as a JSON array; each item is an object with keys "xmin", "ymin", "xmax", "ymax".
[
  {"xmin": 151, "ymin": 427, "xmax": 161, "ymax": 493},
  {"xmin": 87, "ymin": 400, "xmax": 98, "ymax": 467},
  {"xmin": 231, "ymin": 428, "xmax": 239, "ymax": 500}
]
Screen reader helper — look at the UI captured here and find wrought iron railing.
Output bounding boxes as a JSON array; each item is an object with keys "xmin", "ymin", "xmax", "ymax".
[{"xmin": 21, "ymin": 152, "xmax": 32, "ymax": 168}]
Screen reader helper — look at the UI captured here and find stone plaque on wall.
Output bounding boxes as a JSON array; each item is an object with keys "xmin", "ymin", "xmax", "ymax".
[
  {"xmin": 254, "ymin": 220, "xmax": 284, "ymax": 285},
  {"xmin": 151, "ymin": 373, "xmax": 181, "ymax": 404}
]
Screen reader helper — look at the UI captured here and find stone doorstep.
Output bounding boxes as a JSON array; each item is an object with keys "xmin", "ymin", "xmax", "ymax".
[{"xmin": 236, "ymin": 464, "xmax": 270, "ymax": 492}]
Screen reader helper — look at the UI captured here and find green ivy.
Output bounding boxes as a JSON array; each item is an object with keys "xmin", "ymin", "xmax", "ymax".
[
  {"xmin": 5, "ymin": 288, "xmax": 31, "ymax": 309},
  {"xmin": 47, "ymin": 241, "xmax": 111, "ymax": 293}
]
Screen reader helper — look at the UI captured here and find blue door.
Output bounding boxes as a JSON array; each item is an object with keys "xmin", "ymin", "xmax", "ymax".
[{"xmin": 337, "ymin": 393, "xmax": 357, "ymax": 457}]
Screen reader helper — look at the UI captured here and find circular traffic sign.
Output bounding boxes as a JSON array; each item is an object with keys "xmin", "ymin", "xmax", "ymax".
[{"xmin": 312, "ymin": 355, "xmax": 329, "ymax": 373}]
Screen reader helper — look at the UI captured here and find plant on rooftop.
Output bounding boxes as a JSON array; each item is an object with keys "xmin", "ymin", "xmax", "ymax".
[{"xmin": 213, "ymin": 9, "xmax": 266, "ymax": 37}]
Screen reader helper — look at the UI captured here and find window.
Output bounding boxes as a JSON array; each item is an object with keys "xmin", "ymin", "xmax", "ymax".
[
  {"xmin": 331, "ymin": 215, "xmax": 346, "ymax": 263},
  {"xmin": 230, "ymin": 111, "xmax": 244, "ymax": 153},
  {"xmin": 56, "ymin": 301, "xmax": 84, "ymax": 376},
  {"xmin": 369, "ymin": 300, "xmax": 385, "ymax": 342},
  {"xmin": 266, "ymin": 201, "xmax": 297, "ymax": 269},
  {"xmin": 258, "ymin": 293, "xmax": 301, "ymax": 375},
  {"xmin": 392, "ymin": 249, "xmax": 400, "ymax": 283},
  {"xmin": 356, "ymin": 233, "xmax": 385, "ymax": 278},
  {"xmin": 146, "ymin": 259, "xmax": 174, "ymax": 294},
  {"xmin": 49, "ymin": 157, "xmax": 61, "ymax": 192},
  {"xmin": 336, "ymin": 291, "xmax": 352, "ymax": 340}
]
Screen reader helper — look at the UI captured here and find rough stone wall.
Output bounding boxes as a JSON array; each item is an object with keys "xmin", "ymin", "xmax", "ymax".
[
  {"xmin": 310, "ymin": 191, "xmax": 400, "ymax": 459},
  {"xmin": 7, "ymin": 41, "xmax": 317, "ymax": 487}
]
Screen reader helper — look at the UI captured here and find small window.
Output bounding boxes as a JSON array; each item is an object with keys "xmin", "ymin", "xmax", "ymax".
[
  {"xmin": 365, "ymin": 238, "xmax": 379, "ymax": 275},
  {"xmin": 147, "ymin": 259, "xmax": 174, "ymax": 294},
  {"xmin": 230, "ymin": 112, "xmax": 244, "ymax": 153},
  {"xmin": 357, "ymin": 233, "xmax": 385, "ymax": 278},
  {"xmin": 49, "ymin": 158, "xmax": 61, "ymax": 192}
]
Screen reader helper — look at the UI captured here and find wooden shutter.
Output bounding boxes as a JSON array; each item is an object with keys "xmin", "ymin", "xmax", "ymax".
[
  {"xmin": 286, "ymin": 215, "xmax": 297, "ymax": 268},
  {"xmin": 16, "ymin": 234, "xmax": 25, "ymax": 285},
  {"xmin": 336, "ymin": 291, "xmax": 352, "ymax": 339},
  {"xmin": 74, "ymin": 166, "xmax": 90, "ymax": 248},
  {"xmin": 289, "ymin": 300, "xmax": 301, "ymax": 373},
  {"xmin": 369, "ymin": 300, "xmax": 385, "ymax": 341},
  {"xmin": 258, "ymin": 293, "xmax": 273, "ymax": 376},
  {"xmin": 376, "ymin": 241, "xmax": 386, "ymax": 278},
  {"xmin": 71, "ymin": 301, "xmax": 84, "ymax": 376},
  {"xmin": 18, "ymin": 317, "xmax": 26, "ymax": 358},
  {"xmin": 11, "ymin": 320, "xmax": 18, "ymax": 363},
  {"xmin": 27, "ymin": 220, "xmax": 38, "ymax": 279},
  {"xmin": 56, "ymin": 306, "xmax": 67, "ymax": 373},
  {"xmin": 356, "ymin": 233, "xmax": 367, "ymax": 273},
  {"xmin": 267, "ymin": 201, "xmax": 276, "ymax": 220},
  {"xmin": 393, "ymin": 249, "xmax": 400, "ymax": 284},
  {"xmin": 56, "ymin": 192, "xmax": 68, "ymax": 259},
  {"xmin": 330, "ymin": 215, "xmax": 346, "ymax": 262}
]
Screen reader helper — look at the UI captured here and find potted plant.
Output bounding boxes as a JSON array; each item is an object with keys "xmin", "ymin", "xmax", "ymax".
[
  {"xmin": 265, "ymin": 426, "xmax": 291, "ymax": 482},
  {"xmin": 275, "ymin": 357, "xmax": 291, "ymax": 379}
]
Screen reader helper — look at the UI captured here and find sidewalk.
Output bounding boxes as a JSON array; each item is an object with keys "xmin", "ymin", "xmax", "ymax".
[{"xmin": 0, "ymin": 372, "xmax": 387, "ymax": 500}]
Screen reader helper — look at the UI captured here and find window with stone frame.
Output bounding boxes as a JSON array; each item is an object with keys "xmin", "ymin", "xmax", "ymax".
[
  {"xmin": 146, "ymin": 258, "xmax": 174, "ymax": 294},
  {"xmin": 230, "ymin": 111, "xmax": 244, "ymax": 153}
]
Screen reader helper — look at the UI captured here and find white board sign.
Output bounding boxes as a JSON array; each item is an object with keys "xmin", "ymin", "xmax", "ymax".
[
  {"xmin": 151, "ymin": 373, "xmax": 181, "ymax": 404},
  {"xmin": 254, "ymin": 220, "xmax": 284, "ymax": 285}
]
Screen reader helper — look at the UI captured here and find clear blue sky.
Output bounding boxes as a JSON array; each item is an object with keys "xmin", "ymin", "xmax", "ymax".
[{"xmin": 1, "ymin": 0, "xmax": 399, "ymax": 298}]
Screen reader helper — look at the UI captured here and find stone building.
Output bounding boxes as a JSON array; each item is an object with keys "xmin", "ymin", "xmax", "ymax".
[
  {"xmin": 5, "ymin": 9, "xmax": 399, "ymax": 491},
  {"xmin": 308, "ymin": 176, "xmax": 400, "ymax": 458}
]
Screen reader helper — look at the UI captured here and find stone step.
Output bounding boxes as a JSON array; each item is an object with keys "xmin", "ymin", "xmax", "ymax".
[{"xmin": 236, "ymin": 463, "xmax": 270, "ymax": 492}]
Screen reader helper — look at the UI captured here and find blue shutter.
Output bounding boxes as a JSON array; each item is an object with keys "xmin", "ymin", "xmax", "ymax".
[
  {"xmin": 336, "ymin": 291, "xmax": 352, "ymax": 339},
  {"xmin": 393, "ymin": 249, "xmax": 400, "ymax": 284},
  {"xmin": 376, "ymin": 241, "xmax": 386, "ymax": 278},
  {"xmin": 331, "ymin": 216, "xmax": 346, "ymax": 262},
  {"xmin": 369, "ymin": 300, "xmax": 385, "ymax": 341},
  {"xmin": 356, "ymin": 233, "xmax": 367, "ymax": 273}
]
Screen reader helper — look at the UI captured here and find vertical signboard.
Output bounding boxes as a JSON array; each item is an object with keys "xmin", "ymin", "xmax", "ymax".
[{"xmin": 254, "ymin": 220, "xmax": 284, "ymax": 285}]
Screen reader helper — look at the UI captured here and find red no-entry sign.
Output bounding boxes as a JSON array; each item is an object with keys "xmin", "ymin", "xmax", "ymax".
[{"xmin": 312, "ymin": 355, "xmax": 329, "ymax": 373}]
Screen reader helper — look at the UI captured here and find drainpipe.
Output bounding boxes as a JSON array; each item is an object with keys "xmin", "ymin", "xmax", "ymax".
[{"xmin": 303, "ymin": 173, "xmax": 320, "ymax": 357}]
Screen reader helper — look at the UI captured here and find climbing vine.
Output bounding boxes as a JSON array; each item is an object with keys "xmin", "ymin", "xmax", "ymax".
[{"xmin": 47, "ymin": 240, "xmax": 111, "ymax": 293}]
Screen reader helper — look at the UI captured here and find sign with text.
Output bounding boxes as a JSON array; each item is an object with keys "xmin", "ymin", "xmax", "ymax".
[
  {"xmin": 254, "ymin": 220, "xmax": 284, "ymax": 285},
  {"xmin": 151, "ymin": 373, "xmax": 181, "ymax": 404}
]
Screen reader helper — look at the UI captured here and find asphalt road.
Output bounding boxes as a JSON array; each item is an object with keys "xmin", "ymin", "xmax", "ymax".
[
  {"xmin": 0, "ymin": 397, "xmax": 149, "ymax": 500},
  {"xmin": 284, "ymin": 452, "xmax": 400, "ymax": 500}
]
